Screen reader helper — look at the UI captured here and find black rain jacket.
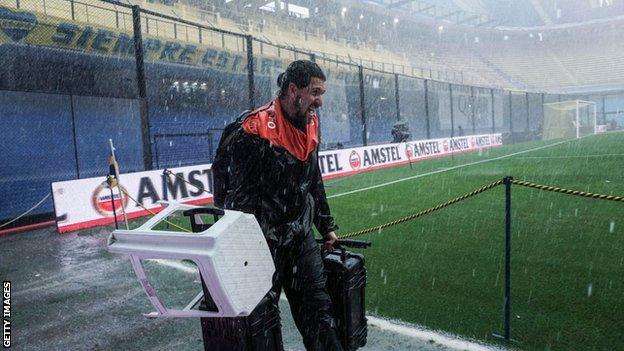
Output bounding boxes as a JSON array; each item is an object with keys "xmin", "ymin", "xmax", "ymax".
[{"xmin": 213, "ymin": 118, "xmax": 338, "ymax": 248}]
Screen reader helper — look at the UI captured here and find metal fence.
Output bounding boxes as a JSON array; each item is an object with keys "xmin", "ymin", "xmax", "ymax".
[{"xmin": 0, "ymin": 0, "xmax": 617, "ymax": 225}]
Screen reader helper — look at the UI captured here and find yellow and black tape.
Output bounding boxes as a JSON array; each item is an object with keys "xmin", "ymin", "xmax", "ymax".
[
  {"xmin": 338, "ymin": 179, "xmax": 504, "ymax": 239},
  {"xmin": 511, "ymin": 180, "xmax": 624, "ymax": 202}
]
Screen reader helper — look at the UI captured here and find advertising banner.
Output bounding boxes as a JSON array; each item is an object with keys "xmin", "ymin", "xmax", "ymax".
[
  {"xmin": 52, "ymin": 164, "xmax": 214, "ymax": 233},
  {"xmin": 318, "ymin": 134, "xmax": 502, "ymax": 179},
  {"xmin": 52, "ymin": 134, "xmax": 502, "ymax": 233}
]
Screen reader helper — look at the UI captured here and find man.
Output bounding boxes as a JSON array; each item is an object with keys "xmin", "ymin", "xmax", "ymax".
[
  {"xmin": 391, "ymin": 121, "xmax": 410, "ymax": 143},
  {"xmin": 213, "ymin": 60, "xmax": 343, "ymax": 351}
]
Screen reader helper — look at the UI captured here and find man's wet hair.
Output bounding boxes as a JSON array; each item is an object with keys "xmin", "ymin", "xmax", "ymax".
[{"xmin": 277, "ymin": 60, "xmax": 326, "ymax": 97}]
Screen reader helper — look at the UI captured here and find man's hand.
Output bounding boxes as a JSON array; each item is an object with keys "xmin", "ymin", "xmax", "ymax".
[{"xmin": 324, "ymin": 231, "xmax": 338, "ymax": 251}]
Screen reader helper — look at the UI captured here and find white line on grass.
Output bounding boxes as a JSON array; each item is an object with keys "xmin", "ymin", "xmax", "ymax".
[
  {"xmin": 366, "ymin": 316, "xmax": 505, "ymax": 351},
  {"xmin": 327, "ymin": 137, "xmax": 582, "ymax": 199}
]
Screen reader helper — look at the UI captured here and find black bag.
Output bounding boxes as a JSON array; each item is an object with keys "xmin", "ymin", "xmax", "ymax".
[
  {"xmin": 183, "ymin": 208, "xmax": 284, "ymax": 351},
  {"xmin": 319, "ymin": 239, "xmax": 371, "ymax": 351},
  {"xmin": 198, "ymin": 292, "xmax": 283, "ymax": 351},
  {"xmin": 211, "ymin": 110, "xmax": 250, "ymax": 208}
]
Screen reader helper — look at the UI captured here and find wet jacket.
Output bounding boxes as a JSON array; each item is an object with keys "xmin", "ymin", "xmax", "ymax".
[{"xmin": 213, "ymin": 98, "xmax": 338, "ymax": 247}]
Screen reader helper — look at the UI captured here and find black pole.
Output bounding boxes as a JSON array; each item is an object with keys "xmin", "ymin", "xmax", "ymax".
[
  {"xmin": 470, "ymin": 86, "xmax": 476, "ymax": 134},
  {"xmin": 424, "ymin": 79, "xmax": 430, "ymax": 139},
  {"xmin": 132, "ymin": 5, "xmax": 153, "ymax": 170},
  {"xmin": 503, "ymin": 175, "xmax": 512, "ymax": 341},
  {"xmin": 508, "ymin": 91, "xmax": 513, "ymax": 140},
  {"xmin": 491, "ymin": 89, "xmax": 496, "ymax": 133},
  {"xmin": 541, "ymin": 93, "xmax": 545, "ymax": 136},
  {"xmin": 394, "ymin": 74, "xmax": 400, "ymax": 121},
  {"xmin": 246, "ymin": 35, "xmax": 255, "ymax": 110},
  {"xmin": 69, "ymin": 94, "xmax": 80, "ymax": 179},
  {"xmin": 108, "ymin": 164, "xmax": 119, "ymax": 230},
  {"xmin": 493, "ymin": 176, "xmax": 513, "ymax": 343},
  {"xmin": 449, "ymin": 84, "xmax": 455, "ymax": 160},
  {"xmin": 154, "ymin": 137, "xmax": 160, "ymax": 170},
  {"xmin": 109, "ymin": 186, "xmax": 119, "ymax": 230},
  {"xmin": 449, "ymin": 84, "xmax": 455, "ymax": 138},
  {"xmin": 359, "ymin": 65, "xmax": 367, "ymax": 146},
  {"xmin": 525, "ymin": 92, "xmax": 530, "ymax": 132}
]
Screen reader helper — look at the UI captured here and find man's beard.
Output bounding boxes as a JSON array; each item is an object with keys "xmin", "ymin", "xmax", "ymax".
[{"xmin": 294, "ymin": 96, "xmax": 314, "ymax": 126}]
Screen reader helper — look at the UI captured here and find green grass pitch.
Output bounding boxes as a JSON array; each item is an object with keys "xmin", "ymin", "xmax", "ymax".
[
  {"xmin": 145, "ymin": 132, "xmax": 623, "ymax": 350},
  {"xmin": 323, "ymin": 132, "xmax": 624, "ymax": 350}
]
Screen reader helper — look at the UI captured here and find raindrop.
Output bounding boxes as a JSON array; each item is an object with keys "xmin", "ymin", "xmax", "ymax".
[
  {"xmin": 587, "ymin": 283, "xmax": 593, "ymax": 297},
  {"xmin": 383, "ymin": 276, "xmax": 387, "ymax": 285},
  {"xmin": 574, "ymin": 209, "xmax": 578, "ymax": 217},
  {"xmin": 431, "ymin": 277, "xmax": 436, "ymax": 288},
  {"xmin": 609, "ymin": 221, "xmax": 615, "ymax": 233},
  {"xmin": 380, "ymin": 269, "xmax": 384, "ymax": 277},
  {"xmin": 472, "ymin": 268, "xmax": 475, "ymax": 277}
]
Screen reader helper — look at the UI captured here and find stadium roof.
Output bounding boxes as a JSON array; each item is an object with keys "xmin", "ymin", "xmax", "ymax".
[{"xmin": 354, "ymin": 0, "xmax": 498, "ymax": 26}]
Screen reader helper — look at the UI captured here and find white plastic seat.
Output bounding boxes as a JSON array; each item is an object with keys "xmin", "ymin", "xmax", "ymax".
[{"xmin": 107, "ymin": 201, "xmax": 275, "ymax": 318}]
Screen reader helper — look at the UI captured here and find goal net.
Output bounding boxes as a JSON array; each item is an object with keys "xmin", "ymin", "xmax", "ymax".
[{"xmin": 543, "ymin": 100, "xmax": 597, "ymax": 140}]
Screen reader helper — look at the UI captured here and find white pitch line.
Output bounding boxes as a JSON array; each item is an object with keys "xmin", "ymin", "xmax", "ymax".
[
  {"xmin": 327, "ymin": 137, "xmax": 582, "ymax": 199},
  {"xmin": 366, "ymin": 316, "xmax": 505, "ymax": 351}
]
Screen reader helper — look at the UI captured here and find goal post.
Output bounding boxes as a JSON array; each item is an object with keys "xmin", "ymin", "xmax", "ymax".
[{"xmin": 542, "ymin": 100, "xmax": 597, "ymax": 140}]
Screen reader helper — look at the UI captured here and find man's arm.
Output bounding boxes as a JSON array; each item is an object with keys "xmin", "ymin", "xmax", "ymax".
[
  {"xmin": 311, "ymin": 152, "xmax": 339, "ymax": 249},
  {"xmin": 220, "ymin": 130, "xmax": 265, "ymax": 214}
]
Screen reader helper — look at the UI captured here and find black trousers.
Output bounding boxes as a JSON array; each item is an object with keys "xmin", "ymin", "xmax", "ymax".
[{"xmin": 268, "ymin": 229, "xmax": 343, "ymax": 351}]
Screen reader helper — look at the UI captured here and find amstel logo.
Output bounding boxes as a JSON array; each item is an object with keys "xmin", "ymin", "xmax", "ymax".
[
  {"xmin": 349, "ymin": 151, "xmax": 361, "ymax": 170},
  {"xmin": 405, "ymin": 144, "xmax": 414, "ymax": 159},
  {"xmin": 91, "ymin": 181, "xmax": 129, "ymax": 217}
]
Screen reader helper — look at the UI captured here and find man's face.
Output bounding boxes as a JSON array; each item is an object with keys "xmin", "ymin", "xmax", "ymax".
[{"xmin": 293, "ymin": 77, "xmax": 326, "ymax": 123}]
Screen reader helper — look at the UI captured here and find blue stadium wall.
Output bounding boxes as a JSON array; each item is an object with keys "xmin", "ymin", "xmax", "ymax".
[{"xmin": 0, "ymin": 43, "xmax": 364, "ymax": 222}]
